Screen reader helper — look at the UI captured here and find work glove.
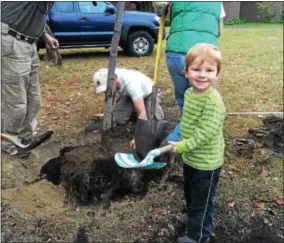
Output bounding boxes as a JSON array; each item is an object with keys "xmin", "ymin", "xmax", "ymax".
[
  {"xmin": 129, "ymin": 115, "xmax": 149, "ymax": 152},
  {"xmin": 152, "ymin": 1, "xmax": 169, "ymax": 17},
  {"xmin": 134, "ymin": 116, "xmax": 152, "ymax": 159}
]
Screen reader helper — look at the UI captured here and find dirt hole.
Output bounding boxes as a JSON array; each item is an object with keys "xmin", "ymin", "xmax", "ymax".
[{"xmin": 41, "ymin": 144, "xmax": 173, "ymax": 207}]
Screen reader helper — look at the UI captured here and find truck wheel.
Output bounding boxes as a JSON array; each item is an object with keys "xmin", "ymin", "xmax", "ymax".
[{"xmin": 127, "ymin": 31, "xmax": 154, "ymax": 57}]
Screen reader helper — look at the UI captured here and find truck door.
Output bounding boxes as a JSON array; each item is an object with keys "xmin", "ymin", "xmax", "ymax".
[
  {"xmin": 76, "ymin": 1, "xmax": 116, "ymax": 44},
  {"xmin": 49, "ymin": 2, "xmax": 82, "ymax": 44}
]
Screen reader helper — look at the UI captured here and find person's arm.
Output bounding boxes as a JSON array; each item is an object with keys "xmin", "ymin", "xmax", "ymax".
[
  {"xmin": 218, "ymin": 18, "xmax": 223, "ymax": 37},
  {"xmin": 126, "ymin": 80, "xmax": 148, "ymax": 119},
  {"xmin": 218, "ymin": 3, "xmax": 226, "ymax": 37},
  {"xmin": 42, "ymin": 24, "xmax": 59, "ymax": 49},
  {"xmin": 133, "ymin": 97, "xmax": 147, "ymax": 118},
  {"xmin": 176, "ymin": 102, "xmax": 226, "ymax": 154},
  {"xmin": 152, "ymin": 1, "xmax": 170, "ymax": 17}
]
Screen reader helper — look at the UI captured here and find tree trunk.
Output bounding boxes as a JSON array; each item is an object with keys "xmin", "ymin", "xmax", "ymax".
[{"xmin": 102, "ymin": 2, "xmax": 125, "ymax": 144}]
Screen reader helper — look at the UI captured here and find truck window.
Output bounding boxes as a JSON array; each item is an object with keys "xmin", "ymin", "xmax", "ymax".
[
  {"xmin": 55, "ymin": 2, "xmax": 74, "ymax": 13},
  {"xmin": 78, "ymin": 2, "xmax": 106, "ymax": 14}
]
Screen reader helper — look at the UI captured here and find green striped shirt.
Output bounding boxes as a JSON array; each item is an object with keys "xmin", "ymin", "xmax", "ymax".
[{"xmin": 176, "ymin": 87, "xmax": 226, "ymax": 170}]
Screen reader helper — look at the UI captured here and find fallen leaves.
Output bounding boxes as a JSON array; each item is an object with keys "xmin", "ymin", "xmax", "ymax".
[
  {"xmin": 274, "ymin": 198, "xmax": 284, "ymax": 205},
  {"xmin": 227, "ymin": 201, "xmax": 235, "ymax": 209},
  {"xmin": 254, "ymin": 202, "xmax": 265, "ymax": 210},
  {"xmin": 260, "ymin": 166, "xmax": 269, "ymax": 179}
]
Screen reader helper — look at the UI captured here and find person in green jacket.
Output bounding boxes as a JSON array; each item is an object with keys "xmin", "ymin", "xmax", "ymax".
[
  {"xmin": 153, "ymin": 2, "xmax": 225, "ymax": 142},
  {"xmin": 168, "ymin": 43, "xmax": 226, "ymax": 243}
]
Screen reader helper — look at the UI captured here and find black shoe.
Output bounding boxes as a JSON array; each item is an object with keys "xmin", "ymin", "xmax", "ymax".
[{"xmin": 22, "ymin": 131, "xmax": 53, "ymax": 150}]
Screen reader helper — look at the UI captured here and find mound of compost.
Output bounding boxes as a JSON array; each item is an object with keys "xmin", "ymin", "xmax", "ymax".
[
  {"xmin": 249, "ymin": 115, "xmax": 283, "ymax": 153},
  {"xmin": 230, "ymin": 115, "xmax": 283, "ymax": 157}
]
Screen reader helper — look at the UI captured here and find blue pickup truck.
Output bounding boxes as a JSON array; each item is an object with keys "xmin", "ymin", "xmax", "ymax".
[{"xmin": 38, "ymin": 1, "xmax": 164, "ymax": 57}]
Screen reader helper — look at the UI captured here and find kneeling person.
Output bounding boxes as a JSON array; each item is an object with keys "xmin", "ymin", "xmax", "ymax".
[{"xmin": 93, "ymin": 68, "xmax": 165, "ymax": 147}]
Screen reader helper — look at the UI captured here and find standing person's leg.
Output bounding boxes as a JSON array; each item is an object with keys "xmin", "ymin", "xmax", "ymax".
[
  {"xmin": 19, "ymin": 43, "xmax": 41, "ymax": 141},
  {"xmin": 113, "ymin": 95, "xmax": 136, "ymax": 125},
  {"xmin": 165, "ymin": 52, "xmax": 190, "ymax": 142},
  {"xmin": 1, "ymin": 29, "xmax": 32, "ymax": 157},
  {"xmin": 178, "ymin": 166, "xmax": 222, "ymax": 243},
  {"xmin": 19, "ymin": 43, "xmax": 53, "ymax": 148},
  {"xmin": 183, "ymin": 163, "xmax": 194, "ymax": 222},
  {"xmin": 166, "ymin": 52, "xmax": 190, "ymax": 115}
]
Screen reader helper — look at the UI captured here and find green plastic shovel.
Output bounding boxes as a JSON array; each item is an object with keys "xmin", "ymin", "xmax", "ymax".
[{"xmin": 115, "ymin": 144, "xmax": 173, "ymax": 169}]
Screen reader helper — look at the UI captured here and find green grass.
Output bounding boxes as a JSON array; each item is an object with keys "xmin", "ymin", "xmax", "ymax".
[
  {"xmin": 3, "ymin": 25, "xmax": 283, "ymax": 243},
  {"xmin": 166, "ymin": 22, "xmax": 283, "ymax": 34},
  {"xmin": 38, "ymin": 26, "xmax": 283, "ymax": 141},
  {"xmin": 224, "ymin": 22, "xmax": 283, "ymax": 28},
  {"xmin": 218, "ymin": 27, "xmax": 283, "ymax": 114}
]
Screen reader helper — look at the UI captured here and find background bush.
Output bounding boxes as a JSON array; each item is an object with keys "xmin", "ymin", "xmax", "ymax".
[{"xmin": 224, "ymin": 18, "xmax": 248, "ymax": 25}]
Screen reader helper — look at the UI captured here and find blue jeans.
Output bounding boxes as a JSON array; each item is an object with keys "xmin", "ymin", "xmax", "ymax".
[
  {"xmin": 166, "ymin": 52, "xmax": 190, "ymax": 114},
  {"xmin": 183, "ymin": 163, "xmax": 221, "ymax": 242},
  {"xmin": 165, "ymin": 52, "xmax": 191, "ymax": 142}
]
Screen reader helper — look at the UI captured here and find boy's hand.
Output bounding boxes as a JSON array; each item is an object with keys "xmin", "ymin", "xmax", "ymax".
[{"xmin": 168, "ymin": 141, "xmax": 177, "ymax": 153}]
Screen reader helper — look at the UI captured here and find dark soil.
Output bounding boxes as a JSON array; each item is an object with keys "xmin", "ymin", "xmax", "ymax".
[{"xmin": 1, "ymin": 115, "xmax": 283, "ymax": 243}]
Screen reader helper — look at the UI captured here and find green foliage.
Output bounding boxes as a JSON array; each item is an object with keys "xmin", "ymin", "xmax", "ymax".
[
  {"xmin": 256, "ymin": 2, "xmax": 277, "ymax": 23},
  {"xmin": 224, "ymin": 18, "xmax": 248, "ymax": 26}
]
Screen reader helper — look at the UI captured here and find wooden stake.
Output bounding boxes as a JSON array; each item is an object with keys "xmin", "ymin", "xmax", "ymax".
[{"xmin": 102, "ymin": 2, "xmax": 125, "ymax": 135}]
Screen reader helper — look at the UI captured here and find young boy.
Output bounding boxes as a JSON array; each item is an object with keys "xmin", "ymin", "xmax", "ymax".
[{"xmin": 168, "ymin": 43, "xmax": 226, "ymax": 243}]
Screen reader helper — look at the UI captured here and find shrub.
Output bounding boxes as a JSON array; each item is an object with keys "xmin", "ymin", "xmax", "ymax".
[
  {"xmin": 224, "ymin": 18, "xmax": 248, "ymax": 26},
  {"xmin": 256, "ymin": 2, "xmax": 277, "ymax": 23}
]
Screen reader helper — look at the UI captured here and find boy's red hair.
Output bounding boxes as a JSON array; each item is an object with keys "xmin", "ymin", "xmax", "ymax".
[{"xmin": 185, "ymin": 43, "xmax": 222, "ymax": 74}]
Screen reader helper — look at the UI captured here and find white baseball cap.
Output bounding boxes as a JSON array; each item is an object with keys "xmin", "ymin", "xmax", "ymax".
[{"xmin": 93, "ymin": 68, "xmax": 108, "ymax": 93}]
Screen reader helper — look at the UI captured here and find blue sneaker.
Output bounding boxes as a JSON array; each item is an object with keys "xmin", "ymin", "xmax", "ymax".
[{"xmin": 177, "ymin": 235, "xmax": 210, "ymax": 243}]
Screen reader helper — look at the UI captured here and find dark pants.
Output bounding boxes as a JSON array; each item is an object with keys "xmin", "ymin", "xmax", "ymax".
[
  {"xmin": 113, "ymin": 94, "xmax": 164, "ymax": 125},
  {"xmin": 183, "ymin": 163, "xmax": 221, "ymax": 242}
]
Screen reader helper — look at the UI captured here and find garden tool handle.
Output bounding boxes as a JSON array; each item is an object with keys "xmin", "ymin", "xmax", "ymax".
[
  {"xmin": 157, "ymin": 144, "xmax": 173, "ymax": 154},
  {"xmin": 153, "ymin": 16, "xmax": 165, "ymax": 84}
]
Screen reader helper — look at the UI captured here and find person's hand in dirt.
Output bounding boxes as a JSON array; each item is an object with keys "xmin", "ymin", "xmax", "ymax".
[
  {"xmin": 43, "ymin": 32, "xmax": 59, "ymax": 50},
  {"xmin": 168, "ymin": 141, "xmax": 177, "ymax": 153}
]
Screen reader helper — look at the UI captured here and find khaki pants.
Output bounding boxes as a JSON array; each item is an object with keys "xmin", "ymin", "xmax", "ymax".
[
  {"xmin": 113, "ymin": 93, "xmax": 164, "ymax": 125},
  {"xmin": 1, "ymin": 23, "xmax": 40, "ymax": 154}
]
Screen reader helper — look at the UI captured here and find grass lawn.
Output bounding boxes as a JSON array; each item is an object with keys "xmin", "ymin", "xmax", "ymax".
[
  {"xmin": 224, "ymin": 22, "xmax": 284, "ymax": 28},
  {"xmin": 38, "ymin": 23, "xmax": 283, "ymax": 209},
  {"xmin": 2, "ymin": 25, "xmax": 283, "ymax": 242},
  {"xmin": 38, "ymin": 22, "xmax": 283, "ymax": 206}
]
